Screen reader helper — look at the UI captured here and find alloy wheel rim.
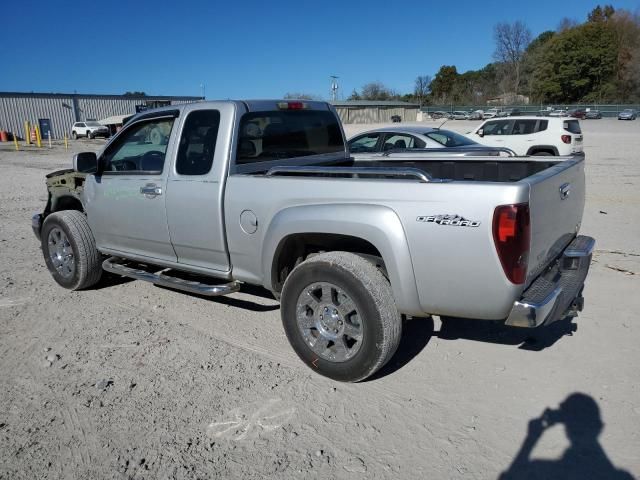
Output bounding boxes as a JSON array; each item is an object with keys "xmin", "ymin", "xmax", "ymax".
[
  {"xmin": 47, "ymin": 227, "xmax": 75, "ymax": 279},
  {"xmin": 295, "ymin": 282, "xmax": 363, "ymax": 362}
]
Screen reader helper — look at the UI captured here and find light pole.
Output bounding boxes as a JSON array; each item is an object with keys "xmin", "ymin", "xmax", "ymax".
[{"xmin": 200, "ymin": 83, "xmax": 206, "ymax": 100}]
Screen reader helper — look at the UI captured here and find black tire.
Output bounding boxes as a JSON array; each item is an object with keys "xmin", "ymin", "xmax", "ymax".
[
  {"xmin": 41, "ymin": 211, "xmax": 102, "ymax": 290},
  {"xmin": 87, "ymin": 131, "xmax": 94, "ymax": 139},
  {"xmin": 533, "ymin": 151, "xmax": 553, "ymax": 156},
  {"xmin": 280, "ymin": 251, "xmax": 402, "ymax": 382},
  {"xmin": 71, "ymin": 131, "xmax": 77, "ymax": 140}
]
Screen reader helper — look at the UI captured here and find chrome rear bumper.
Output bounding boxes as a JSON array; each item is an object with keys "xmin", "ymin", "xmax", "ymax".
[{"xmin": 505, "ymin": 235, "xmax": 595, "ymax": 328}]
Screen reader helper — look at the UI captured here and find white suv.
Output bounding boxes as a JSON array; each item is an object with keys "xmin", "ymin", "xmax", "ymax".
[
  {"xmin": 470, "ymin": 116, "xmax": 583, "ymax": 156},
  {"xmin": 71, "ymin": 121, "xmax": 110, "ymax": 139}
]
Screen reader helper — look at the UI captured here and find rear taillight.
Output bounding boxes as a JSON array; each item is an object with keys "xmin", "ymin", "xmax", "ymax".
[
  {"xmin": 493, "ymin": 204, "xmax": 530, "ymax": 284},
  {"xmin": 561, "ymin": 135, "xmax": 571, "ymax": 144}
]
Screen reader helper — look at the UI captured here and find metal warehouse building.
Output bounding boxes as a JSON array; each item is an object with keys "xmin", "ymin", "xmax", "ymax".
[
  {"xmin": 330, "ymin": 100, "xmax": 420, "ymax": 124},
  {"xmin": 0, "ymin": 92, "xmax": 202, "ymax": 140}
]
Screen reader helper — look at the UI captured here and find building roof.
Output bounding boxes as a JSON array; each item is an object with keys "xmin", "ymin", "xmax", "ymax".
[
  {"xmin": 0, "ymin": 91, "xmax": 202, "ymax": 101},
  {"xmin": 330, "ymin": 100, "xmax": 420, "ymax": 107}
]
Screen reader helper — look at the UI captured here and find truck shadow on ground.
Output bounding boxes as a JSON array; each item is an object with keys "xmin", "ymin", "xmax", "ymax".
[
  {"xmin": 437, "ymin": 315, "xmax": 578, "ymax": 351},
  {"xmin": 368, "ymin": 316, "xmax": 435, "ymax": 380},
  {"xmin": 155, "ymin": 283, "xmax": 281, "ymax": 313},
  {"xmin": 499, "ymin": 392, "xmax": 635, "ymax": 479}
]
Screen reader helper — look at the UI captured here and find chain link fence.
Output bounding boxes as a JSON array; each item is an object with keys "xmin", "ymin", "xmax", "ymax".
[{"xmin": 420, "ymin": 104, "xmax": 640, "ymax": 118}]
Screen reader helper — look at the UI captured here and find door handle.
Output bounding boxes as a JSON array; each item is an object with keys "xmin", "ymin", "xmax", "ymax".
[{"xmin": 140, "ymin": 184, "xmax": 162, "ymax": 197}]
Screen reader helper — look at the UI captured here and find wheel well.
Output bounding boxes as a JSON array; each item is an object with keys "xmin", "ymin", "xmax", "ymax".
[
  {"xmin": 271, "ymin": 233, "xmax": 384, "ymax": 293},
  {"xmin": 52, "ymin": 195, "xmax": 84, "ymax": 213},
  {"xmin": 528, "ymin": 146, "xmax": 557, "ymax": 156}
]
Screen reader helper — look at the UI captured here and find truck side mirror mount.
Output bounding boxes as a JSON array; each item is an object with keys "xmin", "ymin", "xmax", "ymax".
[{"xmin": 73, "ymin": 152, "xmax": 98, "ymax": 174}]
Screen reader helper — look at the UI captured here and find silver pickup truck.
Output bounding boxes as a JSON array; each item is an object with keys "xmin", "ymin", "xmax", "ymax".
[{"xmin": 32, "ymin": 100, "xmax": 594, "ymax": 382}]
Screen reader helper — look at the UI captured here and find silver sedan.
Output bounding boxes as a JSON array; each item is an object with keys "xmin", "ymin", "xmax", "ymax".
[{"xmin": 347, "ymin": 126, "xmax": 480, "ymax": 157}]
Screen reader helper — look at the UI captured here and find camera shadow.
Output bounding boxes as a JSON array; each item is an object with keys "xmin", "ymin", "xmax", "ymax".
[{"xmin": 499, "ymin": 392, "xmax": 634, "ymax": 479}]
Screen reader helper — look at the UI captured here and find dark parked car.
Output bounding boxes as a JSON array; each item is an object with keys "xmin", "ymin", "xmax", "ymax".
[
  {"xmin": 391, "ymin": 115, "xmax": 402, "ymax": 123},
  {"xmin": 618, "ymin": 109, "xmax": 637, "ymax": 120},
  {"xmin": 568, "ymin": 109, "xmax": 587, "ymax": 119},
  {"xmin": 584, "ymin": 110, "xmax": 602, "ymax": 119},
  {"xmin": 500, "ymin": 108, "xmax": 521, "ymax": 117}
]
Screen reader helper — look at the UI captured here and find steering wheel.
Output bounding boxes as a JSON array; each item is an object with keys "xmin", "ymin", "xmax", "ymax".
[
  {"xmin": 141, "ymin": 150, "xmax": 164, "ymax": 171},
  {"xmin": 111, "ymin": 159, "xmax": 137, "ymax": 171}
]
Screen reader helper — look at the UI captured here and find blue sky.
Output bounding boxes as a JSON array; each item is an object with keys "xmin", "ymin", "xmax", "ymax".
[{"xmin": 2, "ymin": 0, "xmax": 638, "ymax": 99}]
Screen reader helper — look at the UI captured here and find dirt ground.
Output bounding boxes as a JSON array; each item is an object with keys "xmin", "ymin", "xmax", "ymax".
[{"xmin": 0, "ymin": 119, "xmax": 638, "ymax": 479}]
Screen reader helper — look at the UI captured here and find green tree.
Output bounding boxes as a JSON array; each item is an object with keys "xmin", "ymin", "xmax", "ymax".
[
  {"xmin": 429, "ymin": 66, "xmax": 459, "ymax": 104},
  {"xmin": 532, "ymin": 22, "xmax": 617, "ymax": 102}
]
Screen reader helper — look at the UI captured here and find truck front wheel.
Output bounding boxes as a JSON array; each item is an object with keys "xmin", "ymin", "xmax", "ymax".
[
  {"xmin": 280, "ymin": 251, "xmax": 401, "ymax": 382},
  {"xmin": 41, "ymin": 211, "xmax": 102, "ymax": 290}
]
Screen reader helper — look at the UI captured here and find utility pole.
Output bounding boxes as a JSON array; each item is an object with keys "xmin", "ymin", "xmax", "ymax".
[
  {"xmin": 200, "ymin": 83, "xmax": 206, "ymax": 100},
  {"xmin": 330, "ymin": 76, "xmax": 339, "ymax": 101}
]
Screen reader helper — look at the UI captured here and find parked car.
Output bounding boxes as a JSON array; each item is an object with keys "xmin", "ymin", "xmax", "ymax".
[
  {"xmin": 584, "ymin": 110, "xmax": 602, "ymax": 119},
  {"xmin": 483, "ymin": 108, "xmax": 503, "ymax": 119},
  {"xmin": 469, "ymin": 110, "xmax": 484, "ymax": 120},
  {"xmin": 548, "ymin": 109, "xmax": 569, "ymax": 117},
  {"xmin": 31, "ymin": 100, "xmax": 594, "ymax": 382},
  {"xmin": 568, "ymin": 109, "xmax": 587, "ymax": 119},
  {"xmin": 470, "ymin": 116, "xmax": 583, "ymax": 156},
  {"xmin": 71, "ymin": 121, "xmax": 110, "ymax": 139},
  {"xmin": 501, "ymin": 108, "xmax": 521, "ymax": 117},
  {"xmin": 430, "ymin": 111, "xmax": 451, "ymax": 120},
  {"xmin": 618, "ymin": 109, "xmax": 637, "ymax": 120},
  {"xmin": 450, "ymin": 111, "xmax": 470, "ymax": 120},
  {"xmin": 348, "ymin": 126, "xmax": 481, "ymax": 156},
  {"xmin": 391, "ymin": 115, "xmax": 402, "ymax": 123}
]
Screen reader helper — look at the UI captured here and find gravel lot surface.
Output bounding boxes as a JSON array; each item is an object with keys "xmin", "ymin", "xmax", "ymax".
[{"xmin": 1, "ymin": 119, "xmax": 638, "ymax": 479}]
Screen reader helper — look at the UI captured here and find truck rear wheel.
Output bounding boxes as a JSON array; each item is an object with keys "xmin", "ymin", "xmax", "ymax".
[
  {"xmin": 41, "ymin": 211, "xmax": 102, "ymax": 290},
  {"xmin": 280, "ymin": 251, "xmax": 401, "ymax": 382}
]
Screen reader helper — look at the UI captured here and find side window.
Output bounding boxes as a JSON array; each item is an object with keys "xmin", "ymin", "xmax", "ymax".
[
  {"xmin": 483, "ymin": 120, "xmax": 511, "ymax": 135},
  {"xmin": 78, "ymin": 123, "xmax": 86, "ymax": 128},
  {"xmin": 383, "ymin": 134, "xmax": 421, "ymax": 151},
  {"xmin": 176, "ymin": 110, "xmax": 220, "ymax": 175},
  {"xmin": 101, "ymin": 118, "xmax": 174, "ymax": 173},
  {"xmin": 349, "ymin": 133, "xmax": 381, "ymax": 153},
  {"xmin": 536, "ymin": 120, "xmax": 548, "ymax": 132},
  {"xmin": 511, "ymin": 120, "xmax": 537, "ymax": 135}
]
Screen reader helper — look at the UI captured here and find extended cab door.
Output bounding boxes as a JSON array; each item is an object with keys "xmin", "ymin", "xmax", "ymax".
[
  {"xmin": 83, "ymin": 112, "xmax": 178, "ymax": 262},
  {"xmin": 164, "ymin": 103, "xmax": 235, "ymax": 273}
]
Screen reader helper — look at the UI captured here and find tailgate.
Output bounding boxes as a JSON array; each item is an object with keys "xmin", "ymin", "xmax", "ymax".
[{"xmin": 525, "ymin": 157, "xmax": 586, "ymax": 286}]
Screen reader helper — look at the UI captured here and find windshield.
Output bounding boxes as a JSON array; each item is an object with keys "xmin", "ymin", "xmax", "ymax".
[
  {"xmin": 236, "ymin": 110, "xmax": 343, "ymax": 164},
  {"xmin": 85, "ymin": 121, "xmax": 101, "ymax": 127},
  {"xmin": 425, "ymin": 130, "xmax": 476, "ymax": 147}
]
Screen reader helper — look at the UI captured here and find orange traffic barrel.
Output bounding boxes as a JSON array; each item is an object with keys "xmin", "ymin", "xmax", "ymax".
[
  {"xmin": 0, "ymin": 131, "xmax": 8, "ymax": 142},
  {"xmin": 31, "ymin": 129, "xmax": 37, "ymax": 142}
]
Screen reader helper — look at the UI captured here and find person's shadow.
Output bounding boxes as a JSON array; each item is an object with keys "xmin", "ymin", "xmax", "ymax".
[{"xmin": 499, "ymin": 393, "xmax": 634, "ymax": 479}]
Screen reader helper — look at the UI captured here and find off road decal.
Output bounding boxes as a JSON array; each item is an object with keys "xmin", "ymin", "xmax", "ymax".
[{"xmin": 416, "ymin": 214, "xmax": 480, "ymax": 227}]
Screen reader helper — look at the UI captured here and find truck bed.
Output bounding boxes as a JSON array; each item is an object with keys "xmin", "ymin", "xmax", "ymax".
[
  {"xmin": 352, "ymin": 158, "xmax": 559, "ymax": 182},
  {"xmin": 246, "ymin": 155, "xmax": 574, "ymax": 183}
]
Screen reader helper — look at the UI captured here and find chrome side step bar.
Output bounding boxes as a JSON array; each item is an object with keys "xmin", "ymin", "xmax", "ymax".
[{"xmin": 102, "ymin": 257, "xmax": 240, "ymax": 297}]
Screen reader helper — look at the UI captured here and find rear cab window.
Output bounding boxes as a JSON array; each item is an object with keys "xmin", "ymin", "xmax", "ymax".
[{"xmin": 236, "ymin": 110, "xmax": 343, "ymax": 165}]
